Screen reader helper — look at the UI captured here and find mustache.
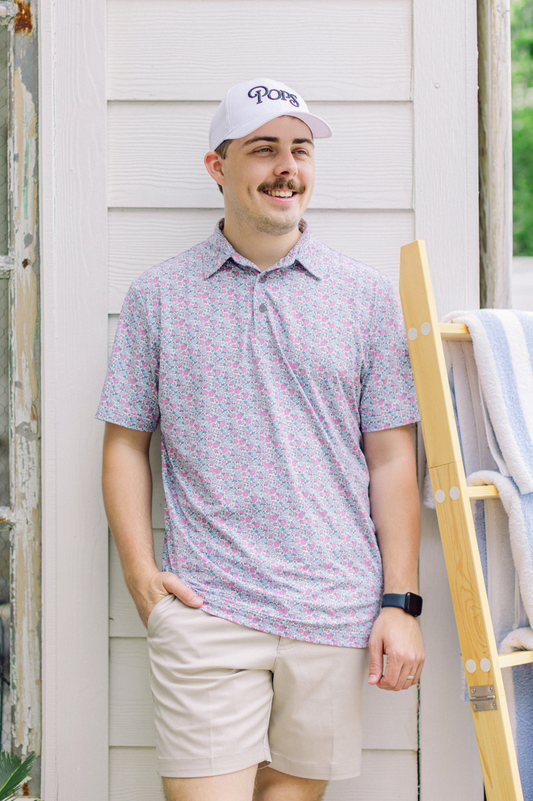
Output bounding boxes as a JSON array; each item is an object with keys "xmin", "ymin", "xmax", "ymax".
[{"xmin": 257, "ymin": 178, "xmax": 305, "ymax": 195}]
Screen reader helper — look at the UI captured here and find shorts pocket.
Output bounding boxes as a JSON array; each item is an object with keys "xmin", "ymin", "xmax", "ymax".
[{"xmin": 147, "ymin": 593, "xmax": 174, "ymax": 635}]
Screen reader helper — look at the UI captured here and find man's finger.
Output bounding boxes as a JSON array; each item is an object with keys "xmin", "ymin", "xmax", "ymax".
[
  {"xmin": 367, "ymin": 638, "xmax": 383, "ymax": 685},
  {"xmin": 410, "ymin": 661, "xmax": 424, "ymax": 687},
  {"xmin": 378, "ymin": 661, "xmax": 400, "ymax": 689},
  {"xmin": 161, "ymin": 572, "xmax": 203, "ymax": 607},
  {"xmin": 388, "ymin": 654, "xmax": 424, "ymax": 691},
  {"xmin": 400, "ymin": 666, "xmax": 418, "ymax": 690},
  {"xmin": 378, "ymin": 650, "xmax": 407, "ymax": 690}
]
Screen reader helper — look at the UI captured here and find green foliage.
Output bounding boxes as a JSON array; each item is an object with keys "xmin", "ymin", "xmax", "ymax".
[
  {"xmin": 0, "ymin": 751, "xmax": 35, "ymax": 800},
  {"xmin": 513, "ymin": 106, "xmax": 533, "ymax": 254},
  {"xmin": 512, "ymin": 0, "xmax": 533, "ymax": 92},
  {"xmin": 512, "ymin": 0, "xmax": 533, "ymax": 254}
]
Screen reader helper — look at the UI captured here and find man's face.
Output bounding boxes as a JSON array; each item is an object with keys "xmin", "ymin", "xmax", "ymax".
[{"xmin": 216, "ymin": 116, "xmax": 315, "ymax": 236}]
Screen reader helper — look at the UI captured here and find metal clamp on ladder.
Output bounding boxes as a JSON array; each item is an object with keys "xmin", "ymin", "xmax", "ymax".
[{"xmin": 469, "ymin": 685, "xmax": 498, "ymax": 712}]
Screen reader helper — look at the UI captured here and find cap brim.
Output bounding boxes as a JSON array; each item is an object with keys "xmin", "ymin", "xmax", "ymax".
[{"xmin": 210, "ymin": 110, "xmax": 332, "ymax": 151}]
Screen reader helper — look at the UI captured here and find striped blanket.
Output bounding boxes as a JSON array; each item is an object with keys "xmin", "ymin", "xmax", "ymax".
[{"xmin": 442, "ymin": 309, "xmax": 533, "ymax": 795}]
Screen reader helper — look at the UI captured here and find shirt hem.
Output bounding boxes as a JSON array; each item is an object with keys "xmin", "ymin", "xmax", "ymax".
[
  {"xmin": 361, "ymin": 413, "xmax": 420, "ymax": 433},
  {"xmin": 197, "ymin": 600, "xmax": 374, "ymax": 649},
  {"xmin": 95, "ymin": 410, "xmax": 158, "ymax": 433}
]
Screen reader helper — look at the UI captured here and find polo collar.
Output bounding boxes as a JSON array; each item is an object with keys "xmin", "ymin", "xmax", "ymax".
[{"xmin": 203, "ymin": 219, "xmax": 328, "ymax": 280}]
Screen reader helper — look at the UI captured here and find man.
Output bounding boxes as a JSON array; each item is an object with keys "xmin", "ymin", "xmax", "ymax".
[{"xmin": 98, "ymin": 78, "xmax": 424, "ymax": 801}]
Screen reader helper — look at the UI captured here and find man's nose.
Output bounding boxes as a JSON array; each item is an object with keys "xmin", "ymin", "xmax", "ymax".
[{"xmin": 273, "ymin": 150, "xmax": 298, "ymax": 177}]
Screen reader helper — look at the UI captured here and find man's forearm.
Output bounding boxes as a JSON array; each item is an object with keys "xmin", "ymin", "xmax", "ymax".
[
  {"xmin": 368, "ymin": 450, "xmax": 420, "ymax": 594},
  {"xmin": 102, "ymin": 421, "xmax": 203, "ymax": 625},
  {"xmin": 102, "ymin": 422, "xmax": 158, "ymax": 592}
]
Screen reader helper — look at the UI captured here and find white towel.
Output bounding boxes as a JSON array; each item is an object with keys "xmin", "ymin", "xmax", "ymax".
[{"xmin": 443, "ymin": 310, "xmax": 533, "ymax": 640}]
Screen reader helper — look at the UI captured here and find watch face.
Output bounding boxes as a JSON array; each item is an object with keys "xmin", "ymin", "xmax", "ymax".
[{"xmin": 406, "ymin": 592, "xmax": 423, "ymax": 617}]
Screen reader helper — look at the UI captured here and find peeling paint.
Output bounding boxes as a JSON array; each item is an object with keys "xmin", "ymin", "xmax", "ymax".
[
  {"xmin": 14, "ymin": 1, "xmax": 31, "ymax": 35},
  {"xmin": 0, "ymin": 4, "xmax": 17, "ymax": 23},
  {"xmin": 10, "ymin": 0, "xmax": 41, "ymax": 771},
  {"xmin": 14, "ymin": 422, "xmax": 38, "ymax": 441}
]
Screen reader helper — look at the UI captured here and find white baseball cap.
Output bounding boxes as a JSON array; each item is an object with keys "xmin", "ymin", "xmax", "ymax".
[{"xmin": 209, "ymin": 78, "xmax": 333, "ymax": 151}]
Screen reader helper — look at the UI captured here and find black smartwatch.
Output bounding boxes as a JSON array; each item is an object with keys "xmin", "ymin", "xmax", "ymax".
[{"xmin": 382, "ymin": 592, "xmax": 423, "ymax": 617}]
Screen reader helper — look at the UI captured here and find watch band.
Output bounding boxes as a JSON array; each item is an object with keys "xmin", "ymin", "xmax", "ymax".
[{"xmin": 382, "ymin": 592, "xmax": 423, "ymax": 617}]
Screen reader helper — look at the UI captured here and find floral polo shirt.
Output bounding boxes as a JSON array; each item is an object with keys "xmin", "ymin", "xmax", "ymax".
[{"xmin": 97, "ymin": 220, "xmax": 419, "ymax": 648}]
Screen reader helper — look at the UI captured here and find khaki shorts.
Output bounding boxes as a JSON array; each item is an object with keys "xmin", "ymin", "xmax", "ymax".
[{"xmin": 147, "ymin": 594, "xmax": 368, "ymax": 781}]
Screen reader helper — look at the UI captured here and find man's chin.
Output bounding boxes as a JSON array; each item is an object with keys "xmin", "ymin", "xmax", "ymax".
[
  {"xmin": 258, "ymin": 221, "xmax": 300, "ymax": 237},
  {"xmin": 253, "ymin": 209, "xmax": 303, "ymax": 237}
]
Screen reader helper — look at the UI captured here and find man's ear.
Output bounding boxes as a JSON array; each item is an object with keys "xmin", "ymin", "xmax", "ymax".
[{"xmin": 204, "ymin": 151, "xmax": 225, "ymax": 190}]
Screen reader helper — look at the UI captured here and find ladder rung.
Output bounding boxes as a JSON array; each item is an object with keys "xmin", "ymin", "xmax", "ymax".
[
  {"xmin": 498, "ymin": 650, "xmax": 533, "ymax": 669},
  {"xmin": 466, "ymin": 485, "xmax": 499, "ymax": 500},
  {"xmin": 439, "ymin": 322, "xmax": 472, "ymax": 341}
]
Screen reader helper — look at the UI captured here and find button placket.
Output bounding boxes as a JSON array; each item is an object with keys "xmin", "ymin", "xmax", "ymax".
[{"xmin": 254, "ymin": 271, "xmax": 269, "ymax": 317}]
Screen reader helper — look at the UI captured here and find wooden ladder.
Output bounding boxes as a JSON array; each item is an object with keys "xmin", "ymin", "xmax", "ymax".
[{"xmin": 399, "ymin": 240, "xmax": 533, "ymax": 801}]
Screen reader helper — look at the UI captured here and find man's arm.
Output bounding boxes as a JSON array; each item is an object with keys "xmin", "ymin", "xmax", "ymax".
[
  {"xmin": 362, "ymin": 424, "xmax": 424, "ymax": 691},
  {"xmin": 102, "ymin": 422, "xmax": 203, "ymax": 627}
]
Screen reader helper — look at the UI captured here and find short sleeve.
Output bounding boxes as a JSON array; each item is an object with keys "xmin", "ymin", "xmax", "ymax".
[
  {"xmin": 359, "ymin": 279, "xmax": 419, "ymax": 432},
  {"xmin": 96, "ymin": 284, "xmax": 160, "ymax": 432}
]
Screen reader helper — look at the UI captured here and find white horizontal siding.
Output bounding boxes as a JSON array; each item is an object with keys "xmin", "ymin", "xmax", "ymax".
[
  {"xmin": 107, "ymin": 101, "xmax": 413, "ymax": 210},
  {"xmin": 108, "ymin": 209, "xmax": 414, "ymax": 312},
  {"xmin": 105, "ymin": 0, "xmax": 418, "ymax": 796},
  {"xmin": 107, "ymin": 0, "xmax": 412, "ymax": 102},
  {"xmin": 325, "ymin": 753, "xmax": 418, "ymax": 801},
  {"xmin": 108, "ymin": 315, "xmax": 119, "ymax": 358},
  {"xmin": 109, "ymin": 747, "xmax": 417, "ymax": 800}
]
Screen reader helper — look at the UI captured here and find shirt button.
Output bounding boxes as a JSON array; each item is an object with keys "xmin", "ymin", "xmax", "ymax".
[{"xmin": 259, "ymin": 303, "xmax": 267, "ymax": 313}]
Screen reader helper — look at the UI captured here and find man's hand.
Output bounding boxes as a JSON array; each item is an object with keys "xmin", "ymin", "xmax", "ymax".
[
  {"xmin": 367, "ymin": 607, "xmax": 425, "ymax": 691},
  {"xmin": 132, "ymin": 569, "xmax": 204, "ymax": 628}
]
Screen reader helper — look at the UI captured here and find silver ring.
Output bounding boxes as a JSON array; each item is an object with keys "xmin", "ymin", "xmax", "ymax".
[{"xmin": 406, "ymin": 675, "xmax": 415, "ymax": 680}]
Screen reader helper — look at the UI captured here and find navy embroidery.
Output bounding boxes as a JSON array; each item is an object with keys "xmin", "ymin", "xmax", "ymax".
[{"xmin": 248, "ymin": 85, "xmax": 300, "ymax": 107}]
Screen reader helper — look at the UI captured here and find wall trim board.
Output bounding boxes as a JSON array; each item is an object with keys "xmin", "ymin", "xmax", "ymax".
[
  {"xmin": 39, "ymin": 0, "xmax": 109, "ymax": 798},
  {"xmin": 414, "ymin": 2, "xmax": 482, "ymax": 797}
]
